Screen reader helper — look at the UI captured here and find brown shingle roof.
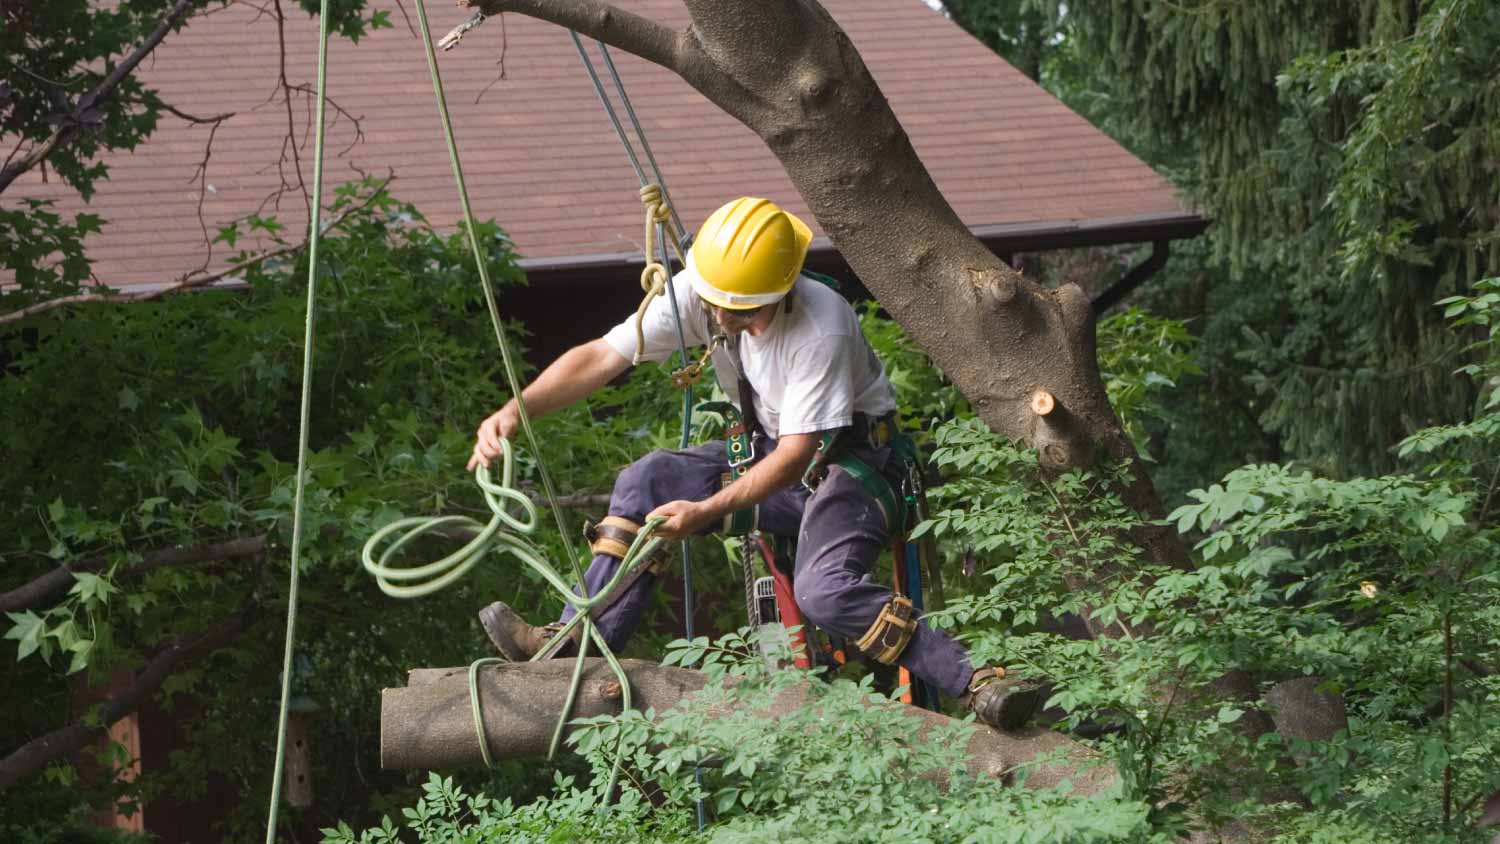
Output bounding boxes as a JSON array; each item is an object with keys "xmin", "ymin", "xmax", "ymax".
[{"xmin": 10, "ymin": 0, "xmax": 1196, "ymax": 290}]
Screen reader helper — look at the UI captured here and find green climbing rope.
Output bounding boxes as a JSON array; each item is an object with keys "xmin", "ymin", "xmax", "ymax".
[
  {"xmin": 264, "ymin": 0, "xmax": 331, "ymax": 841},
  {"xmin": 351, "ymin": 0, "xmax": 669, "ymax": 795}
]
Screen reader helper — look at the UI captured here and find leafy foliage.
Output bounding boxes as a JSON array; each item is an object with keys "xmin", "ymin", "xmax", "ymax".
[
  {"xmin": 916, "ymin": 281, "xmax": 1500, "ymax": 839},
  {"xmin": 1, "ymin": 180, "xmax": 581, "ymax": 836},
  {"xmin": 330, "ymin": 632, "xmax": 1159, "ymax": 844}
]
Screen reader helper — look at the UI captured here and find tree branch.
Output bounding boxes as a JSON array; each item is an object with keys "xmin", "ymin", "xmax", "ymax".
[
  {"xmin": 466, "ymin": 0, "xmax": 684, "ymax": 74},
  {"xmin": 0, "ymin": 0, "xmax": 199, "ymax": 195},
  {"xmin": 0, "ymin": 174, "xmax": 394, "ymax": 326},
  {"xmin": 0, "ymin": 536, "xmax": 268, "ymax": 615},
  {"xmin": 1, "ymin": 484, "xmax": 603, "ymax": 614},
  {"xmin": 0, "ymin": 602, "xmax": 259, "ymax": 791}
]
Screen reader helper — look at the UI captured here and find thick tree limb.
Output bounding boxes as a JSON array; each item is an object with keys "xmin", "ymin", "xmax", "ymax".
[
  {"xmin": 0, "ymin": 0, "xmax": 198, "ymax": 195},
  {"xmin": 0, "ymin": 603, "xmax": 259, "ymax": 791},
  {"xmin": 469, "ymin": 0, "xmax": 683, "ymax": 72},
  {"xmin": 382, "ymin": 659, "xmax": 1117, "ymax": 794},
  {"xmin": 0, "ymin": 536, "xmax": 268, "ymax": 615}
]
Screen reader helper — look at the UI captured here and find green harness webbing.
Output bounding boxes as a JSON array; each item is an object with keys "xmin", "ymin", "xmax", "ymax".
[
  {"xmin": 703, "ymin": 270, "xmax": 917, "ymax": 536},
  {"xmin": 703, "ymin": 397, "xmax": 917, "ymax": 536}
]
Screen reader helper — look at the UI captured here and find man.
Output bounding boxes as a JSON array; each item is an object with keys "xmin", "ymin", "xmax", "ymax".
[{"xmin": 468, "ymin": 197, "xmax": 1035, "ymax": 731}]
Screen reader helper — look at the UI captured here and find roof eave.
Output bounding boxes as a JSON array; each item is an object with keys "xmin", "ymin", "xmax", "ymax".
[{"xmin": 516, "ymin": 210, "xmax": 1211, "ymax": 279}]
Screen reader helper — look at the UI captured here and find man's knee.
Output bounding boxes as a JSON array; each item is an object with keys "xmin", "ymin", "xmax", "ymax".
[
  {"xmin": 793, "ymin": 564, "xmax": 859, "ymax": 630},
  {"xmin": 611, "ymin": 449, "xmax": 678, "ymax": 515},
  {"xmin": 793, "ymin": 587, "xmax": 842, "ymax": 631},
  {"xmin": 615, "ymin": 448, "xmax": 673, "ymax": 491}
]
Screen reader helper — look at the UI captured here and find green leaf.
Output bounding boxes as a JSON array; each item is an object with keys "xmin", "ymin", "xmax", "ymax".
[
  {"xmin": 66, "ymin": 639, "xmax": 93, "ymax": 674},
  {"xmin": 70, "ymin": 571, "xmax": 118, "ymax": 606},
  {"xmin": 5, "ymin": 611, "xmax": 46, "ymax": 661},
  {"xmin": 118, "ymin": 385, "xmax": 141, "ymax": 411}
]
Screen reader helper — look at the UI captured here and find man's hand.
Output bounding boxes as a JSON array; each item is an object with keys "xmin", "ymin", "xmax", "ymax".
[
  {"xmin": 464, "ymin": 339, "xmax": 633, "ymax": 473},
  {"xmin": 468, "ymin": 403, "xmax": 520, "ymax": 471},
  {"xmin": 648, "ymin": 499, "xmax": 714, "ymax": 541}
]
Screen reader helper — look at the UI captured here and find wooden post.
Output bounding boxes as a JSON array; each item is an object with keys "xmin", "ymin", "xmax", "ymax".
[{"xmin": 284, "ymin": 697, "xmax": 319, "ymax": 808}]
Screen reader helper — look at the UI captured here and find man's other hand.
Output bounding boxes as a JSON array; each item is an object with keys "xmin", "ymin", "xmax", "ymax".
[
  {"xmin": 468, "ymin": 403, "xmax": 520, "ymax": 471},
  {"xmin": 648, "ymin": 499, "xmax": 713, "ymax": 541}
]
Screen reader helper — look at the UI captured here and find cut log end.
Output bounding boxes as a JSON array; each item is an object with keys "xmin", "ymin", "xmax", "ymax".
[{"xmin": 1030, "ymin": 389, "xmax": 1055, "ymax": 416}]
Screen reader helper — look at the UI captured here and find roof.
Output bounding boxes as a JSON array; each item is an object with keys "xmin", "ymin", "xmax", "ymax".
[{"xmin": 10, "ymin": 0, "xmax": 1200, "ymax": 291}]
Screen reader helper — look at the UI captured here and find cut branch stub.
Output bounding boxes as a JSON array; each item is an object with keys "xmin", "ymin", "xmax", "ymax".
[{"xmin": 1031, "ymin": 390, "xmax": 1055, "ymax": 417}]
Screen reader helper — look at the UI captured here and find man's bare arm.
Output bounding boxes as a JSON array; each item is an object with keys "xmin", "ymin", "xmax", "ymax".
[{"xmin": 469, "ymin": 338, "xmax": 630, "ymax": 469}]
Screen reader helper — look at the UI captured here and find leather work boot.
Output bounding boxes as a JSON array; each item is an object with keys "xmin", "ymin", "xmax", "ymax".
[
  {"xmin": 478, "ymin": 601, "xmax": 577, "ymax": 660},
  {"xmin": 960, "ymin": 666, "xmax": 1041, "ymax": 732}
]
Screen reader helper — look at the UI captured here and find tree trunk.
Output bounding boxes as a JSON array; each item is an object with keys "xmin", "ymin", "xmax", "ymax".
[{"xmin": 382, "ymin": 659, "xmax": 1117, "ymax": 794}]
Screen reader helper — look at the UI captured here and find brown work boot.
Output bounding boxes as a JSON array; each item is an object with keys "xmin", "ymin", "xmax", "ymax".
[
  {"xmin": 960, "ymin": 666, "xmax": 1041, "ymax": 732},
  {"xmin": 478, "ymin": 601, "xmax": 576, "ymax": 660}
]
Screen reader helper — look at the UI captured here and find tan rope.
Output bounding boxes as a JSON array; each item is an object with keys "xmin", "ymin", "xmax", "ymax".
[{"xmin": 632, "ymin": 183, "xmax": 683, "ymax": 363}]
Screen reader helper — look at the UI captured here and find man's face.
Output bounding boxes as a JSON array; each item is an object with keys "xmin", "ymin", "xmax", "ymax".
[{"xmin": 703, "ymin": 298, "xmax": 768, "ymax": 335}]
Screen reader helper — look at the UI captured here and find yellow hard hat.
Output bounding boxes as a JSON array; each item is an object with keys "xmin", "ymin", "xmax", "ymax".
[{"xmin": 687, "ymin": 197, "xmax": 812, "ymax": 310}]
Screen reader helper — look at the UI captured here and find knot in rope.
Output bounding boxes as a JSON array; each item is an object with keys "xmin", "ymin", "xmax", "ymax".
[
  {"xmin": 639, "ymin": 183, "xmax": 673, "ymax": 225},
  {"xmin": 361, "ymin": 437, "xmax": 540, "ymax": 599},
  {"xmin": 633, "ymin": 183, "xmax": 678, "ymax": 363}
]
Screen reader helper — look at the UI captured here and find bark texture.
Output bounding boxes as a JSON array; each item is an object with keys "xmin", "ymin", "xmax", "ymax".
[{"xmin": 383, "ymin": 659, "xmax": 1117, "ymax": 794}]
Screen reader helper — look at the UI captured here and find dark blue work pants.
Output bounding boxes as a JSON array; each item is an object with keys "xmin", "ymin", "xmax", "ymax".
[{"xmin": 557, "ymin": 437, "xmax": 975, "ymax": 698}]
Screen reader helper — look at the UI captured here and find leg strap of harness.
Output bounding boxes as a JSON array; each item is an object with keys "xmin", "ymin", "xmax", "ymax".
[
  {"xmin": 854, "ymin": 595, "xmax": 918, "ymax": 665},
  {"xmin": 584, "ymin": 515, "xmax": 670, "ymax": 573},
  {"xmin": 578, "ymin": 515, "xmax": 670, "ymax": 619}
]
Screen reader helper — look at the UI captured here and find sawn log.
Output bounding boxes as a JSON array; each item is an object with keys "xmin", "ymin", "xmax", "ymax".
[{"xmin": 381, "ymin": 658, "xmax": 1115, "ymax": 795}]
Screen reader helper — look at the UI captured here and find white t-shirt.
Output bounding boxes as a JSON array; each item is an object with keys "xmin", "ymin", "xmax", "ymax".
[{"xmin": 602, "ymin": 274, "xmax": 897, "ymax": 438}]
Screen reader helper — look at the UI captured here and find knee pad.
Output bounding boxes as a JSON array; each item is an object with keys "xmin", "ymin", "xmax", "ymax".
[
  {"xmin": 854, "ymin": 596, "xmax": 918, "ymax": 665},
  {"xmin": 584, "ymin": 516, "xmax": 669, "ymax": 573}
]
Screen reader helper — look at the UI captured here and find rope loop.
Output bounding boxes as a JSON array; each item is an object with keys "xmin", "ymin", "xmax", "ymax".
[
  {"xmin": 632, "ymin": 182, "xmax": 680, "ymax": 362},
  {"xmin": 359, "ymin": 431, "xmax": 665, "ymax": 772},
  {"xmin": 639, "ymin": 183, "xmax": 672, "ymax": 224},
  {"xmin": 403, "ymin": 2, "xmax": 703, "ymax": 812}
]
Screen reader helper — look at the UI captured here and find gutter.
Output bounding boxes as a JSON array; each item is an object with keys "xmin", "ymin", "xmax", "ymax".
[{"xmin": 517, "ymin": 211, "xmax": 1209, "ymax": 287}]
